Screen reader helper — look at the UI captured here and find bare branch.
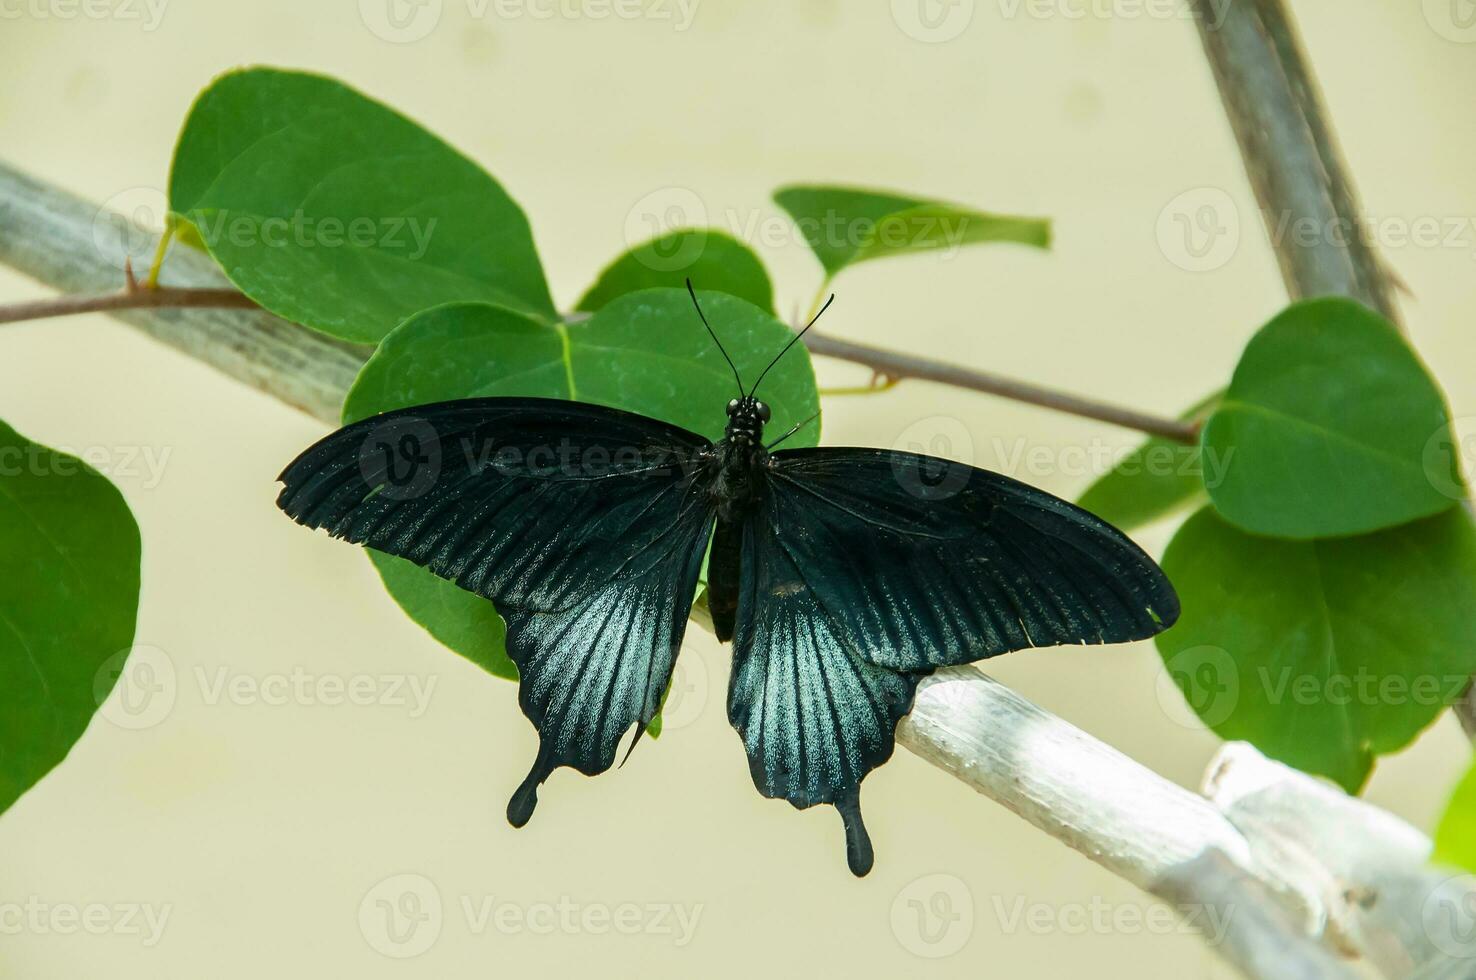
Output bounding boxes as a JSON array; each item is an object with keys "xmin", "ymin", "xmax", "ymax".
[
  {"xmin": 802, "ymin": 331, "xmax": 1199, "ymax": 442},
  {"xmin": 1190, "ymin": 0, "xmax": 1400, "ymax": 323},
  {"xmin": 0, "ymin": 283, "xmax": 257, "ymax": 325}
]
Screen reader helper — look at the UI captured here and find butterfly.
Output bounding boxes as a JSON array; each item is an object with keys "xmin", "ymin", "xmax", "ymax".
[{"xmin": 276, "ymin": 283, "xmax": 1179, "ymax": 876}]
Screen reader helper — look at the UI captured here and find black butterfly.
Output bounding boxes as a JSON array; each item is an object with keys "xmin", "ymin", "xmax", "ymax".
[{"xmin": 276, "ymin": 284, "xmax": 1179, "ymax": 876}]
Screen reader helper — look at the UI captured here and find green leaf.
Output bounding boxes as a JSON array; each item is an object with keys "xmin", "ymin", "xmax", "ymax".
[
  {"xmin": 168, "ymin": 67, "xmax": 556, "ymax": 343},
  {"xmin": 576, "ymin": 230, "xmax": 774, "ymax": 314},
  {"xmin": 367, "ymin": 550, "xmax": 514, "ymax": 680},
  {"xmin": 1202, "ymin": 298, "xmax": 1458, "ymax": 538},
  {"xmin": 0, "ymin": 421, "xmax": 141, "ymax": 814},
  {"xmin": 1435, "ymin": 763, "xmax": 1476, "ymax": 873},
  {"xmin": 1077, "ymin": 392, "xmax": 1220, "ymax": 532},
  {"xmin": 772, "ymin": 184, "xmax": 1049, "ymax": 280},
  {"xmin": 1156, "ymin": 505, "xmax": 1476, "ymax": 792},
  {"xmin": 342, "ymin": 290, "xmax": 821, "ymax": 702}
]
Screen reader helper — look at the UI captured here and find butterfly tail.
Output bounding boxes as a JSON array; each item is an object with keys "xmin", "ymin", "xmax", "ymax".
[
  {"xmin": 507, "ymin": 741, "xmax": 554, "ymax": 828},
  {"xmin": 836, "ymin": 787, "xmax": 874, "ymax": 877}
]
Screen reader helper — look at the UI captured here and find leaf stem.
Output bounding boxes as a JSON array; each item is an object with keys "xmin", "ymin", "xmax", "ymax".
[
  {"xmin": 145, "ymin": 220, "xmax": 175, "ymax": 289},
  {"xmin": 818, "ymin": 374, "xmax": 901, "ymax": 397},
  {"xmin": 801, "ymin": 277, "xmax": 832, "ymax": 326}
]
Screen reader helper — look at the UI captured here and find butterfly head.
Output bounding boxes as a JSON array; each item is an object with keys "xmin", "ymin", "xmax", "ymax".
[{"xmin": 725, "ymin": 395, "xmax": 771, "ymax": 444}]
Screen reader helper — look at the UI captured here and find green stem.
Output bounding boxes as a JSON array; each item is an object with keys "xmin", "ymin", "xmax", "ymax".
[{"xmin": 145, "ymin": 219, "xmax": 176, "ymax": 288}]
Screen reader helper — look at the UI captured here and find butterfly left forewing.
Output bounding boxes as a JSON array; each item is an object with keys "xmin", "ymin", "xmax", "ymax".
[{"xmin": 277, "ymin": 397, "xmax": 717, "ymax": 824}]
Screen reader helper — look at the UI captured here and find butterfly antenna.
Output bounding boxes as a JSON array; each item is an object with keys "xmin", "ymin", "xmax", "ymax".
[
  {"xmin": 687, "ymin": 279, "xmax": 745, "ymax": 397},
  {"xmin": 765, "ymin": 411, "xmax": 821, "ymax": 451},
  {"xmin": 750, "ymin": 292, "xmax": 835, "ymax": 397}
]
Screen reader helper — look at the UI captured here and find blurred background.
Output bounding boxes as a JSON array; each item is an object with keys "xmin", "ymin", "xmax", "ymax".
[{"xmin": 1, "ymin": 1, "xmax": 1473, "ymax": 976}]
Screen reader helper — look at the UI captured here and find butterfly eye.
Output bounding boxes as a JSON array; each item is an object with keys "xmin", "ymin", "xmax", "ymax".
[
  {"xmin": 727, "ymin": 399, "xmax": 740, "ymax": 415},
  {"xmin": 757, "ymin": 402, "xmax": 771, "ymax": 423}
]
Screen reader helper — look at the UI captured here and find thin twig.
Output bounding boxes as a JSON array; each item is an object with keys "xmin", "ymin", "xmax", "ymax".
[
  {"xmin": 0, "ymin": 283, "xmax": 257, "ymax": 324},
  {"xmin": 804, "ymin": 331, "xmax": 1199, "ymax": 442}
]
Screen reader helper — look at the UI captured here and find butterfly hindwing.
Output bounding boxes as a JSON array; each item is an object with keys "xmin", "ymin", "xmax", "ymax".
[
  {"xmin": 722, "ymin": 445, "xmax": 1179, "ymax": 875},
  {"xmin": 276, "ymin": 397, "xmax": 716, "ymax": 822},
  {"xmin": 723, "ymin": 503, "xmax": 927, "ymax": 878},
  {"xmin": 760, "ymin": 447, "xmax": 1180, "ymax": 672}
]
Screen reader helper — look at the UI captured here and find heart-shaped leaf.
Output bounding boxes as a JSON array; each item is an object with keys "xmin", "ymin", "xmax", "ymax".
[
  {"xmin": 1077, "ymin": 392, "xmax": 1220, "ymax": 531},
  {"xmin": 0, "ymin": 421, "xmax": 141, "ymax": 814},
  {"xmin": 1435, "ymin": 762, "xmax": 1476, "ymax": 873},
  {"xmin": 169, "ymin": 67, "xmax": 557, "ymax": 343},
  {"xmin": 342, "ymin": 290, "xmax": 821, "ymax": 693},
  {"xmin": 773, "ymin": 184, "xmax": 1049, "ymax": 280},
  {"xmin": 576, "ymin": 230, "xmax": 774, "ymax": 313},
  {"xmin": 1202, "ymin": 298, "xmax": 1458, "ymax": 538},
  {"xmin": 1157, "ymin": 505, "xmax": 1476, "ymax": 792}
]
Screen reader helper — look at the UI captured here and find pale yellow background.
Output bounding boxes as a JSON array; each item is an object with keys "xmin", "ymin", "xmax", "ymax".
[{"xmin": 1, "ymin": 1, "xmax": 1474, "ymax": 977}]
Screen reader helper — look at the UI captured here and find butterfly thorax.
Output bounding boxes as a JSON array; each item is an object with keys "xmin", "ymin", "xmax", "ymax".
[
  {"xmin": 711, "ymin": 396, "xmax": 772, "ymax": 521},
  {"xmin": 711, "ymin": 437, "xmax": 769, "ymax": 522}
]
